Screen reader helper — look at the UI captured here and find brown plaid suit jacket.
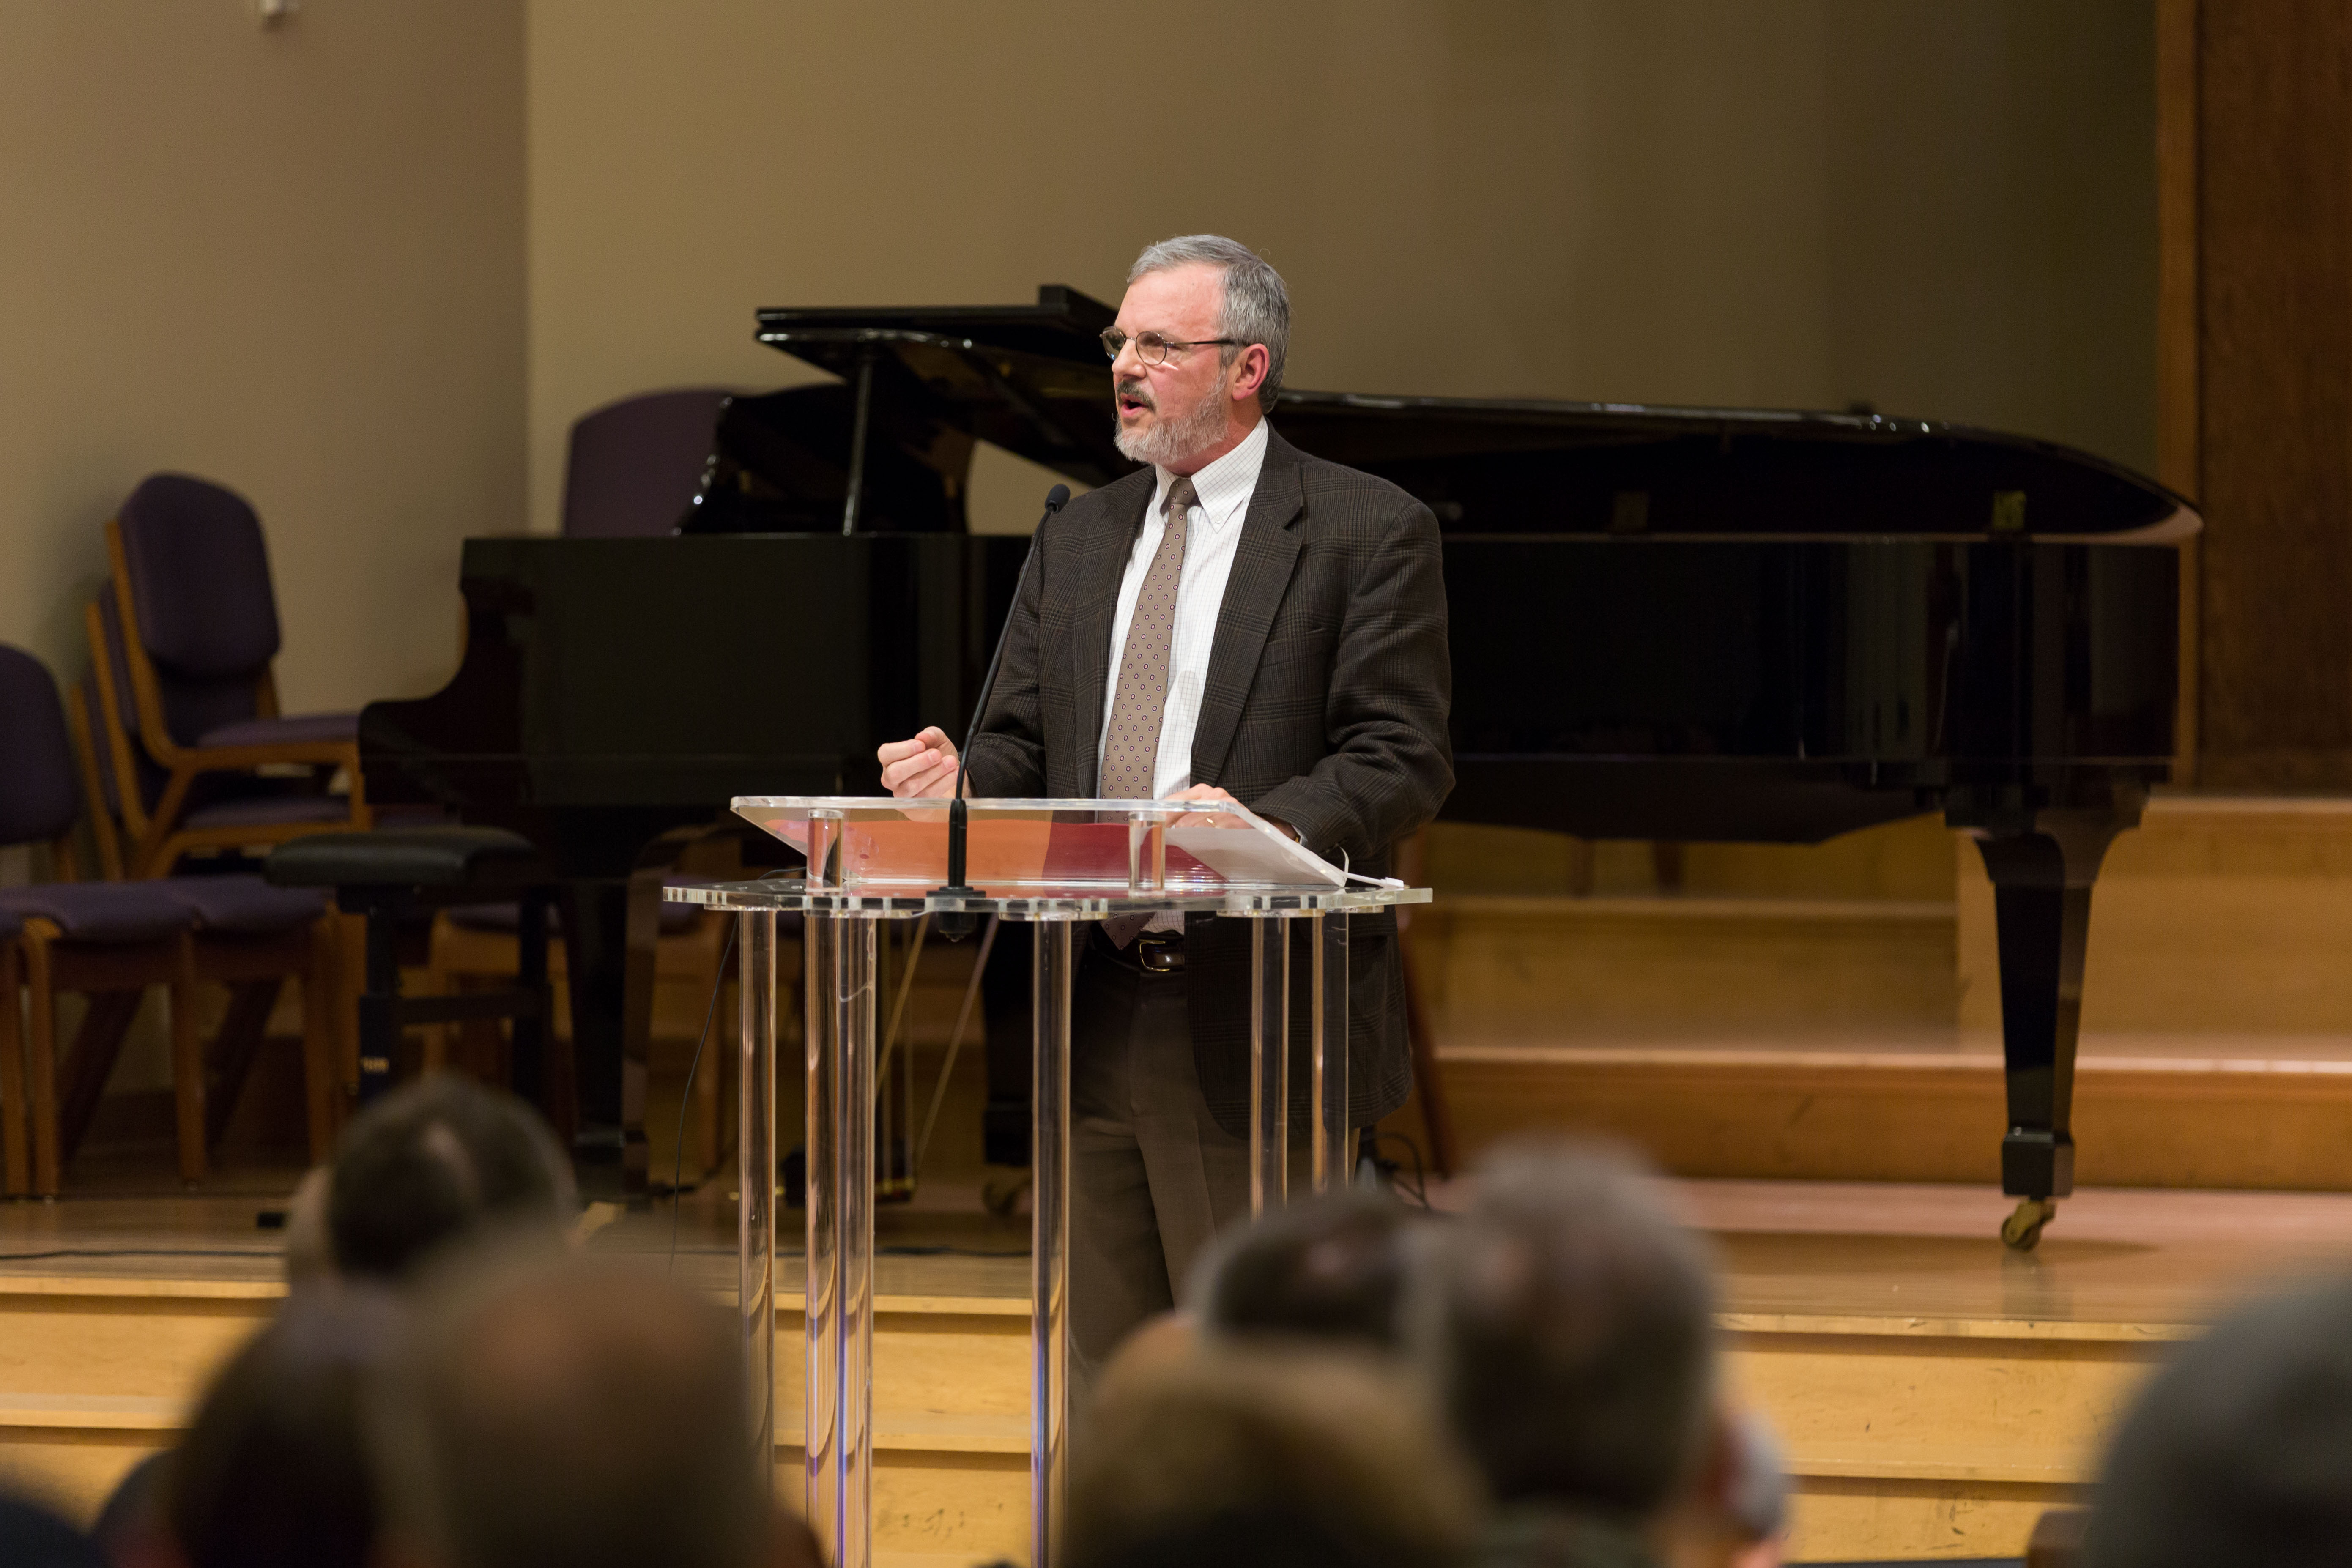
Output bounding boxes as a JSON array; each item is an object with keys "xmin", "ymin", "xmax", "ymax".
[{"xmin": 963, "ymin": 427, "xmax": 1454, "ymax": 1136}]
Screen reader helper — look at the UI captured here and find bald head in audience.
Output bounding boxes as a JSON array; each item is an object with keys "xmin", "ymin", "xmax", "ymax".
[
  {"xmin": 372, "ymin": 1252, "xmax": 813, "ymax": 1568},
  {"xmin": 309, "ymin": 1078, "xmax": 577, "ymax": 1286},
  {"xmin": 1069, "ymin": 1344, "xmax": 1478, "ymax": 1568},
  {"xmin": 2083, "ymin": 1272, "xmax": 2352, "ymax": 1568},
  {"xmin": 1421, "ymin": 1140, "xmax": 1726, "ymax": 1565},
  {"xmin": 1194, "ymin": 1188, "xmax": 1426, "ymax": 1353}
]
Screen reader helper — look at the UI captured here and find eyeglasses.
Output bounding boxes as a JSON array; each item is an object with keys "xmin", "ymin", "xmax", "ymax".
[{"xmin": 1100, "ymin": 327, "xmax": 1243, "ymax": 367}]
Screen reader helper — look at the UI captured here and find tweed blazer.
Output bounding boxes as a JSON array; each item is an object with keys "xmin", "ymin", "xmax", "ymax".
[{"xmin": 963, "ymin": 427, "xmax": 1454, "ymax": 1136}]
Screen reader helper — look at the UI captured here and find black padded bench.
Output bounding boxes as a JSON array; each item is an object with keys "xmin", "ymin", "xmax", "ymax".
[{"xmin": 265, "ymin": 828, "xmax": 554, "ymax": 1106}]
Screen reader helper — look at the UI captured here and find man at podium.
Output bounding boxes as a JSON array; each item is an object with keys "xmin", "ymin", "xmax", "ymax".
[{"xmin": 878, "ymin": 234, "xmax": 1453, "ymax": 1374}]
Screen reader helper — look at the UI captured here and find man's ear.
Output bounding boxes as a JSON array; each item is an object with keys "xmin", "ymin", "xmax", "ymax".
[{"xmin": 1229, "ymin": 343, "xmax": 1271, "ymax": 403}]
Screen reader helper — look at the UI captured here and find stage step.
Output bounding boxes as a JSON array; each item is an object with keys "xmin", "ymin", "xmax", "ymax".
[
  {"xmin": 1411, "ymin": 895, "xmax": 1958, "ymax": 1043},
  {"xmin": 0, "ymin": 1237, "xmax": 2178, "ymax": 1565},
  {"xmin": 1429, "ymin": 1037, "xmax": 2352, "ymax": 1189},
  {"xmin": 1961, "ymin": 794, "xmax": 2352, "ymax": 1036}
]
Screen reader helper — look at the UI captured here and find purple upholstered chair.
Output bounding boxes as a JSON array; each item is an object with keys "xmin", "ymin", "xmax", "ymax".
[
  {"xmin": 100, "ymin": 474, "xmax": 366, "ymax": 876},
  {"xmin": 0, "ymin": 644, "xmax": 337, "ymax": 1197},
  {"xmin": 81, "ymin": 592, "xmax": 348, "ymax": 878},
  {"xmin": 561, "ymin": 388, "xmax": 734, "ymax": 537}
]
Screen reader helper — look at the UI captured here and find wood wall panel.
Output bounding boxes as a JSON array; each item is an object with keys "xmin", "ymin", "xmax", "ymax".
[{"xmin": 2196, "ymin": 2, "xmax": 2352, "ymax": 784}]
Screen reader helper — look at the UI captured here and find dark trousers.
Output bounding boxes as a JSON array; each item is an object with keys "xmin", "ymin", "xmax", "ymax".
[{"xmin": 1068, "ymin": 931, "xmax": 1251, "ymax": 1386}]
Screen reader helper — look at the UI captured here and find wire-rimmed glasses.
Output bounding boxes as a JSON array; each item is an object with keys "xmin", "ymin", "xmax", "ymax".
[{"xmin": 1100, "ymin": 327, "xmax": 1244, "ymax": 366}]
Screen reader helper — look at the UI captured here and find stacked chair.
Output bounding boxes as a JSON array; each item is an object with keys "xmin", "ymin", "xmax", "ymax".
[
  {"xmin": 0, "ymin": 646, "xmax": 338, "ymax": 1197},
  {"xmin": 10, "ymin": 407, "xmax": 762, "ymax": 1190},
  {"xmin": 85, "ymin": 474, "xmax": 369, "ymax": 878}
]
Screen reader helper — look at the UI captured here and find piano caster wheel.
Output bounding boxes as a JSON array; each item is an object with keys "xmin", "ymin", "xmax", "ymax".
[{"xmin": 2001, "ymin": 1198, "xmax": 2058, "ymax": 1252}]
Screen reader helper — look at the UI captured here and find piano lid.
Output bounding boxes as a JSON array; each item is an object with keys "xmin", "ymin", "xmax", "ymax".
[
  {"xmin": 753, "ymin": 284, "xmax": 1132, "ymax": 491},
  {"xmin": 736, "ymin": 285, "xmax": 2199, "ymax": 544}
]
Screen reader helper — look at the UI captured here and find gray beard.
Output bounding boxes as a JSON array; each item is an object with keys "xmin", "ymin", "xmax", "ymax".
[{"xmin": 1113, "ymin": 383, "xmax": 1233, "ymax": 469}]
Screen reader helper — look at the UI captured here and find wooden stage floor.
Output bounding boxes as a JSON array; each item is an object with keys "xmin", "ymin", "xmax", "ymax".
[
  {"xmin": 10, "ymin": 1169, "xmax": 2352, "ymax": 1564},
  {"xmin": 11, "ymin": 1165, "xmax": 2352, "ymax": 1326}
]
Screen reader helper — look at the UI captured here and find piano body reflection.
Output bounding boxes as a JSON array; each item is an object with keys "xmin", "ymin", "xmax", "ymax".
[{"xmin": 362, "ymin": 286, "xmax": 2194, "ymax": 1245}]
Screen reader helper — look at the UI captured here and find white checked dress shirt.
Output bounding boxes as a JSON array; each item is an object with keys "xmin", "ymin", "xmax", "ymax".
[{"xmin": 1095, "ymin": 416, "xmax": 1270, "ymax": 800}]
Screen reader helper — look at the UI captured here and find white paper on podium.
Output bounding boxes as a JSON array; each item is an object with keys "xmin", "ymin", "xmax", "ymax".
[{"xmin": 1164, "ymin": 819, "xmax": 1344, "ymax": 889}]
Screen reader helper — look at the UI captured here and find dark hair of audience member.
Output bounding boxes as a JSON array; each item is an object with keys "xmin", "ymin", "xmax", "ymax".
[
  {"xmin": 1194, "ymin": 1189, "xmax": 1423, "ymax": 1352},
  {"xmin": 2083, "ymin": 1273, "xmax": 2352, "ymax": 1568},
  {"xmin": 89, "ymin": 1449, "xmax": 172, "ymax": 1567},
  {"xmin": 164, "ymin": 1285, "xmax": 404, "ymax": 1568},
  {"xmin": 1066, "ymin": 1344, "xmax": 1477, "ymax": 1568},
  {"xmin": 326, "ymin": 1076, "xmax": 576, "ymax": 1283},
  {"xmin": 0, "ymin": 1493, "xmax": 104, "ymax": 1568},
  {"xmin": 370, "ymin": 1250, "xmax": 796, "ymax": 1568},
  {"xmin": 1422, "ymin": 1139, "xmax": 1719, "ymax": 1522}
]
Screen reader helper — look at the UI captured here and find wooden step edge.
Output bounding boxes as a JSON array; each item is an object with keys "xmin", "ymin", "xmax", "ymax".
[
  {"xmin": 775, "ymin": 1409, "xmax": 1028, "ymax": 1455},
  {"xmin": 1722, "ymin": 1312, "xmax": 2197, "ymax": 1345},
  {"xmin": 0, "ymin": 1394, "xmax": 181, "ymax": 1431},
  {"xmin": 1785, "ymin": 1451, "xmax": 2095, "ymax": 1486},
  {"xmin": 777, "ymin": 1294, "xmax": 1030, "ymax": 1318},
  {"xmin": 0, "ymin": 1274, "xmax": 285, "ymax": 1301},
  {"xmin": 1426, "ymin": 895, "xmax": 1956, "ymax": 923},
  {"xmin": 2145, "ymin": 792, "xmax": 2352, "ymax": 819},
  {"xmin": 1438, "ymin": 1042, "xmax": 2352, "ymax": 1079}
]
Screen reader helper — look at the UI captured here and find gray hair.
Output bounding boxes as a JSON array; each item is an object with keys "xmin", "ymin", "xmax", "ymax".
[{"xmin": 1128, "ymin": 234, "xmax": 1290, "ymax": 411}]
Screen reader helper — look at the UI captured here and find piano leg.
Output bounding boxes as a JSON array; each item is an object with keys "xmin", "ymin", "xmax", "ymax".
[
  {"xmin": 1957, "ymin": 796, "xmax": 2141, "ymax": 1251},
  {"xmin": 563, "ymin": 877, "xmax": 659, "ymax": 1197}
]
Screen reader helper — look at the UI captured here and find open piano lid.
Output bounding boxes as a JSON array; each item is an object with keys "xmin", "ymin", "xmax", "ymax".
[{"xmin": 728, "ymin": 283, "xmax": 2197, "ymax": 545}]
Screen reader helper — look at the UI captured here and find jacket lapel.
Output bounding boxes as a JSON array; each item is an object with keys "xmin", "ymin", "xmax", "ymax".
[
  {"xmin": 1192, "ymin": 429, "xmax": 1306, "ymax": 786},
  {"xmin": 1069, "ymin": 474, "xmax": 1153, "ymax": 795}
]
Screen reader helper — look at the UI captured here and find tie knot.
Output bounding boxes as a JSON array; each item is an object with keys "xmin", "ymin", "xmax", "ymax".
[{"xmin": 1164, "ymin": 476, "xmax": 1199, "ymax": 519}]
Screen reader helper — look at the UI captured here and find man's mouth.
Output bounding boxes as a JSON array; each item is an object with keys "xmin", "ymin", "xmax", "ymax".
[{"xmin": 1117, "ymin": 382, "xmax": 1154, "ymax": 419}]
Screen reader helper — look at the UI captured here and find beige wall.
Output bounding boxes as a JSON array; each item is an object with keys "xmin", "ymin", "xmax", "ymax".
[
  {"xmin": 0, "ymin": 0, "xmax": 525, "ymax": 713},
  {"xmin": 526, "ymin": 0, "xmax": 2155, "ymax": 537}
]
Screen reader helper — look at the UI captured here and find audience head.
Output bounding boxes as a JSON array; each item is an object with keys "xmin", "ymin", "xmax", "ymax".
[
  {"xmin": 1421, "ymin": 1138, "xmax": 1719, "ymax": 1525},
  {"xmin": 371, "ymin": 1251, "xmax": 777, "ymax": 1568},
  {"xmin": 2083, "ymin": 1273, "xmax": 2352, "ymax": 1568},
  {"xmin": 326, "ymin": 1077, "xmax": 575, "ymax": 1284},
  {"xmin": 1068, "ymin": 1344, "xmax": 1477, "ymax": 1568},
  {"xmin": 0, "ymin": 1495, "xmax": 102, "ymax": 1568},
  {"xmin": 1194, "ymin": 1188, "xmax": 1425, "ymax": 1353},
  {"xmin": 165, "ymin": 1285, "xmax": 403, "ymax": 1568}
]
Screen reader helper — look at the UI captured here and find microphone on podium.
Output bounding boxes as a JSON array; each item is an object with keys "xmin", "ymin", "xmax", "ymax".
[{"xmin": 933, "ymin": 483, "xmax": 1069, "ymax": 940}]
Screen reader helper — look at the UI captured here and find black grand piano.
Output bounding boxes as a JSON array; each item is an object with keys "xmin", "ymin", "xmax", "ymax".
[{"xmin": 362, "ymin": 285, "xmax": 2195, "ymax": 1247}]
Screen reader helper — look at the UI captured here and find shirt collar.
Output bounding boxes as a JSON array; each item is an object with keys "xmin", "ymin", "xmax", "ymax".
[{"xmin": 1152, "ymin": 416, "xmax": 1270, "ymax": 532}]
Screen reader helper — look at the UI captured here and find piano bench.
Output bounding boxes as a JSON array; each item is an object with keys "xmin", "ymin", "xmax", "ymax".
[{"xmin": 264, "ymin": 829, "xmax": 554, "ymax": 1110}]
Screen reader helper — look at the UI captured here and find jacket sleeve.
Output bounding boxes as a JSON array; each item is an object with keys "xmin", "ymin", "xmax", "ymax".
[
  {"xmin": 959, "ymin": 525, "xmax": 1050, "ymax": 799},
  {"xmin": 1248, "ymin": 498, "xmax": 1454, "ymax": 862}
]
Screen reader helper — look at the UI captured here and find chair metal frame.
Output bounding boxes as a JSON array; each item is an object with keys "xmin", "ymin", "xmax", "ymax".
[{"xmin": 97, "ymin": 525, "xmax": 368, "ymax": 877}]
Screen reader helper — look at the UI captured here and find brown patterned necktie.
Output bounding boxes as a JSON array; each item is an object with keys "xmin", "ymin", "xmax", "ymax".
[
  {"xmin": 1100, "ymin": 476, "xmax": 1194, "ymax": 946},
  {"xmin": 1099, "ymin": 476, "xmax": 1195, "ymax": 801}
]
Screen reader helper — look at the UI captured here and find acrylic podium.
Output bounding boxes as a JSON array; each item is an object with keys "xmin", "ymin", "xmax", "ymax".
[{"xmin": 665, "ymin": 796, "xmax": 1430, "ymax": 1568}]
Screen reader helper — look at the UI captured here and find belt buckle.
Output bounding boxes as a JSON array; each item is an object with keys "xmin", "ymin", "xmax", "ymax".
[{"xmin": 1136, "ymin": 934, "xmax": 1185, "ymax": 974}]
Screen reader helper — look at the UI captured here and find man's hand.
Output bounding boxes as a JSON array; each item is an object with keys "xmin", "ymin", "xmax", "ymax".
[
  {"xmin": 878, "ymin": 726, "xmax": 960, "ymax": 800},
  {"xmin": 1162, "ymin": 784, "xmax": 1298, "ymax": 841}
]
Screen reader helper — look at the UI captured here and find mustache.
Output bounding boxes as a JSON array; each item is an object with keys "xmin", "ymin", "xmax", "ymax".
[{"xmin": 1115, "ymin": 377, "xmax": 1155, "ymax": 410}]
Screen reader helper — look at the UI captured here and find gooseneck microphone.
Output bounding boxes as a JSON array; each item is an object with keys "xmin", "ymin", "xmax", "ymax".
[{"xmin": 932, "ymin": 483, "xmax": 1068, "ymax": 940}]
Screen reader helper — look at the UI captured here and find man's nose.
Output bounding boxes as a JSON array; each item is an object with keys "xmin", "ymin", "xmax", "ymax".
[{"xmin": 1112, "ymin": 335, "xmax": 1145, "ymax": 378}]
